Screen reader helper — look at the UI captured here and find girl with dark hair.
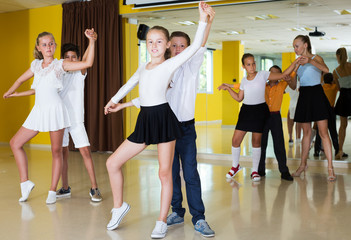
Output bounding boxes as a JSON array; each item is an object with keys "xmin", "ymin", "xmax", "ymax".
[
  {"xmin": 291, "ymin": 35, "xmax": 336, "ymax": 181},
  {"xmin": 218, "ymin": 53, "xmax": 298, "ymax": 182}
]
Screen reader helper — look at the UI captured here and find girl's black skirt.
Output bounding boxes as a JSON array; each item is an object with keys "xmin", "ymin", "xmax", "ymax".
[
  {"xmin": 335, "ymin": 88, "xmax": 351, "ymax": 117},
  {"xmin": 236, "ymin": 102, "xmax": 269, "ymax": 133},
  {"xmin": 294, "ymin": 85, "xmax": 331, "ymax": 123},
  {"xmin": 127, "ymin": 103, "xmax": 182, "ymax": 145}
]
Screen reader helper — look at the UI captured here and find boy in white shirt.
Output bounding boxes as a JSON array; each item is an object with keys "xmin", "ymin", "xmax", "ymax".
[{"xmin": 57, "ymin": 43, "xmax": 102, "ymax": 202}]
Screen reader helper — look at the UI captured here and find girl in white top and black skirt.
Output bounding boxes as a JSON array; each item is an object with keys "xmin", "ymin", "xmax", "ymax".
[
  {"xmin": 291, "ymin": 35, "xmax": 336, "ymax": 181},
  {"xmin": 103, "ymin": 2, "xmax": 210, "ymax": 238},
  {"xmin": 218, "ymin": 53, "xmax": 298, "ymax": 182}
]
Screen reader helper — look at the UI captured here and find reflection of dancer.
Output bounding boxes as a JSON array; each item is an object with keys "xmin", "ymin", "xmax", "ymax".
[
  {"xmin": 314, "ymin": 73, "xmax": 339, "ymax": 158},
  {"xmin": 56, "ymin": 43, "xmax": 102, "ymax": 202},
  {"xmin": 286, "ymin": 83, "xmax": 301, "ymax": 145},
  {"xmin": 103, "ymin": 3, "xmax": 209, "ymax": 238},
  {"xmin": 258, "ymin": 65, "xmax": 294, "ymax": 181},
  {"xmin": 3, "ymin": 29, "xmax": 97, "ymax": 204},
  {"xmin": 333, "ymin": 47, "xmax": 351, "ymax": 160},
  {"xmin": 219, "ymin": 53, "xmax": 297, "ymax": 182},
  {"xmin": 290, "ymin": 35, "xmax": 336, "ymax": 181}
]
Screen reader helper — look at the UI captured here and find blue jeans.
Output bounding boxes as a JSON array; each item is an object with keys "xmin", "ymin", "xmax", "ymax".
[{"xmin": 171, "ymin": 122, "xmax": 205, "ymax": 225}]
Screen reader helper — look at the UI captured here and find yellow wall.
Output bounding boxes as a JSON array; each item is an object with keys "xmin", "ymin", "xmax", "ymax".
[
  {"xmin": 123, "ymin": 19, "xmax": 140, "ymax": 136},
  {"xmin": 281, "ymin": 52, "xmax": 296, "ymax": 118},
  {"xmin": 221, "ymin": 41, "xmax": 244, "ymax": 125},
  {"xmin": 0, "ymin": 5, "xmax": 62, "ymax": 144}
]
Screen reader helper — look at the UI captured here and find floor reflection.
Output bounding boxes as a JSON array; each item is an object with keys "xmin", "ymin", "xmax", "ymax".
[{"xmin": 1, "ymin": 141, "xmax": 351, "ymax": 239}]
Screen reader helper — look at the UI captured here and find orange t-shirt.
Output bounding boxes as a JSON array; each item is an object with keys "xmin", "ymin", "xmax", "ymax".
[
  {"xmin": 265, "ymin": 81, "xmax": 288, "ymax": 112},
  {"xmin": 323, "ymin": 83, "xmax": 338, "ymax": 107}
]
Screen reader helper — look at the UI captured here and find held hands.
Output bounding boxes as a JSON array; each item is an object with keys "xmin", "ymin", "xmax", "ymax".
[
  {"xmin": 85, "ymin": 28, "xmax": 97, "ymax": 41},
  {"xmin": 104, "ymin": 101, "xmax": 125, "ymax": 115},
  {"xmin": 205, "ymin": 4, "xmax": 215, "ymax": 23},
  {"xmin": 297, "ymin": 55, "xmax": 309, "ymax": 66},
  {"xmin": 3, "ymin": 91, "xmax": 12, "ymax": 99},
  {"xmin": 199, "ymin": 1, "xmax": 210, "ymax": 22}
]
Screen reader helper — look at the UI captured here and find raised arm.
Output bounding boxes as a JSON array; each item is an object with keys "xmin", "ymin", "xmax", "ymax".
[
  {"xmin": 3, "ymin": 68, "xmax": 34, "ymax": 99},
  {"xmin": 166, "ymin": 2, "xmax": 208, "ymax": 72},
  {"xmin": 268, "ymin": 58, "xmax": 300, "ymax": 81},
  {"xmin": 201, "ymin": 5, "xmax": 215, "ymax": 47},
  {"xmin": 218, "ymin": 84, "xmax": 244, "ymax": 102},
  {"xmin": 62, "ymin": 28, "xmax": 97, "ymax": 72}
]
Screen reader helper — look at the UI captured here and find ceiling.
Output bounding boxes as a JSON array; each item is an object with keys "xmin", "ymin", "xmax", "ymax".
[{"xmin": 1, "ymin": 0, "xmax": 350, "ymax": 54}]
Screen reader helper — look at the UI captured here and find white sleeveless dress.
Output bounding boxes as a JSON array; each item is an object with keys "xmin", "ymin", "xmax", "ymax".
[{"xmin": 22, "ymin": 59, "xmax": 71, "ymax": 132}]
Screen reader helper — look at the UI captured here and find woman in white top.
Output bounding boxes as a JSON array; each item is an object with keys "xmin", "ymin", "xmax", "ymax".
[{"xmin": 103, "ymin": 2, "xmax": 210, "ymax": 238}]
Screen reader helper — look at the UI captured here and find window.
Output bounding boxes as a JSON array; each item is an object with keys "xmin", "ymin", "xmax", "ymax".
[
  {"xmin": 139, "ymin": 41, "xmax": 150, "ymax": 64},
  {"xmin": 198, "ymin": 50, "xmax": 213, "ymax": 93},
  {"xmin": 260, "ymin": 57, "xmax": 274, "ymax": 71},
  {"xmin": 138, "ymin": 43, "xmax": 213, "ymax": 93}
]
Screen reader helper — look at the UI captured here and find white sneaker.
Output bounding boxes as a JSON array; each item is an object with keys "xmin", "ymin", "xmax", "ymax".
[
  {"xmin": 46, "ymin": 191, "xmax": 56, "ymax": 204},
  {"xmin": 151, "ymin": 221, "xmax": 167, "ymax": 239},
  {"xmin": 19, "ymin": 180, "xmax": 35, "ymax": 202},
  {"xmin": 107, "ymin": 202, "xmax": 130, "ymax": 231}
]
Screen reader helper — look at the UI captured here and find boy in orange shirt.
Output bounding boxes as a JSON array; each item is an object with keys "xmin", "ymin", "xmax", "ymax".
[
  {"xmin": 314, "ymin": 73, "xmax": 340, "ymax": 157},
  {"xmin": 258, "ymin": 65, "xmax": 294, "ymax": 181}
]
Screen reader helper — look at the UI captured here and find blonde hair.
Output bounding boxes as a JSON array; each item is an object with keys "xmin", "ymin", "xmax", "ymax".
[
  {"xmin": 336, "ymin": 47, "xmax": 348, "ymax": 69},
  {"xmin": 33, "ymin": 32, "xmax": 55, "ymax": 59}
]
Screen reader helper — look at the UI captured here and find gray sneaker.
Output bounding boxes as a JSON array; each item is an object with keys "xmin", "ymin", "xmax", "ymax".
[
  {"xmin": 166, "ymin": 212, "xmax": 184, "ymax": 226},
  {"xmin": 195, "ymin": 219, "xmax": 215, "ymax": 237},
  {"xmin": 90, "ymin": 188, "xmax": 102, "ymax": 202}
]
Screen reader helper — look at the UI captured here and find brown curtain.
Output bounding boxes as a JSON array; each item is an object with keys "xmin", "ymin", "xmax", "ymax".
[{"xmin": 62, "ymin": 0, "xmax": 124, "ymax": 151}]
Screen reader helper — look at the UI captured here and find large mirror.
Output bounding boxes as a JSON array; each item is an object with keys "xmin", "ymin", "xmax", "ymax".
[{"xmin": 122, "ymin": 0, "xmax": 351, "ymax": 161}]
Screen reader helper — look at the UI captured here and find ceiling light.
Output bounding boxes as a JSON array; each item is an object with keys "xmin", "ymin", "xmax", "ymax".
[
  {"xmin": 319, "ymin": 37, "xmax": 337, "ymax": 40},
  {"xmin": 334, "ymin": 9, "xmax": 351, "ymax": 15},
  {"xmin": 176, "ymin": 21, "xmax": 196, "ymax": 26},
  {"xmin": 247, "ymin": 14, "xmax": 279, "ymax": 20},
  {"xmin": 288, "ymin": 27, "xmax": 313, "ymax": 31},
  {"xmin": 220, "ymin": 30, "xmax": 245, "ymax": 35},
  {"xmin": 336, "ymin": 23, "xmax": 350, "ymax": 27},
  {"xmin": 140, "ymin": 15, "xmax": 166, "ymax": 20},
  {"xmin": 260, "ymin": 39, "xmax": 277, "ymax": 42},
  {"xmin": 291, "ymin": 2, "xmax": 310, "ymax": 7}
]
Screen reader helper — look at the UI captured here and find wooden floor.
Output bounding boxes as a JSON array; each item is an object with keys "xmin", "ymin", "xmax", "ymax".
[{"xmin": 1, "ymin": 138, "xmax": 351, "ymax": 240}]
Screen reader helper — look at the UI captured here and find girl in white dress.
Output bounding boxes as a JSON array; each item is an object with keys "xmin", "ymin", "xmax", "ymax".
[
  {"xmin": 103, "ymin": 2, "xmax": 209, "ymax": 238},
  {"xmin": 3, "ymin": 29, "xmax": 97, "ymax": 204}
]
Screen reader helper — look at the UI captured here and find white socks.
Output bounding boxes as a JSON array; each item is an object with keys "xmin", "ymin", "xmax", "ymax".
[
  {"xmin": 252, "ymin": 147, "xmax": 261, "ymax": 172},
  {"xmin": 46, "ymin": 191, "xmax": 57, "ymax": 204},
  {"xmin": 19, "ymin": 180, "xmax": 35, "ymax": 202},
  {"xmin": 231, "ymin": 146, "xmax": 241, "ymax": 167}
]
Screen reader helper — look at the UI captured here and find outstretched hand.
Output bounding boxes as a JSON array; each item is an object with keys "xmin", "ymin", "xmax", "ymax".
[{"xmin": 217, "ymin": 84, "xmax": 230, "ymax": 91}]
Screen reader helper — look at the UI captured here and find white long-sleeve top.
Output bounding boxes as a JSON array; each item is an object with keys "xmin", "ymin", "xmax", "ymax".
[
  {"xmin": 111, "ymin": 21, "xmax": 207, "ymax": 106},
  {"xmin": 132, "ymin": 47, "xmax": 206, "ymax": 122}
]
